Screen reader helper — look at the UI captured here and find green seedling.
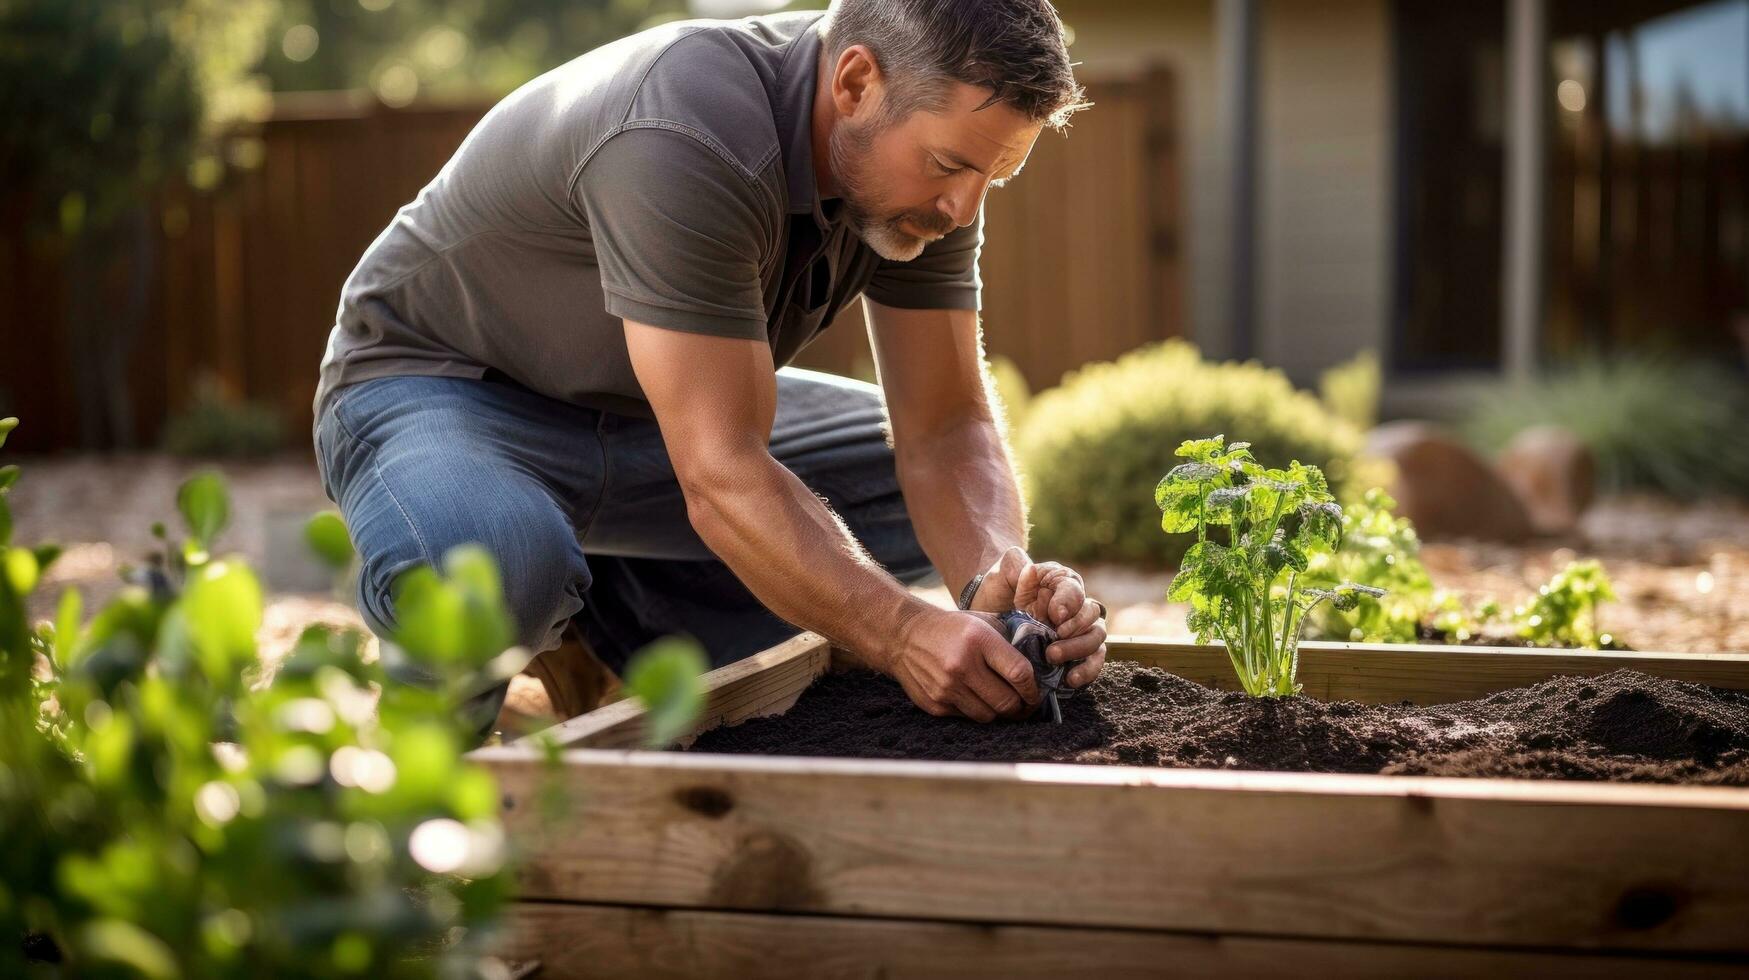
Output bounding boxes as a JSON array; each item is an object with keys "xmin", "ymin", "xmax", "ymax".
[
  {"xmin": 1157, "ymin": 435, "xmax": 1384, "ymax": 697},
  {"xmin": 1515, "ymin": 559, "xmax": 1617, "ymax": 650}
]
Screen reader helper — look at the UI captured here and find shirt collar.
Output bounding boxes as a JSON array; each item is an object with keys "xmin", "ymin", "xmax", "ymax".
[{"xmin": 773, "ymin": 16, "xmax": 829, "ymax": 227}]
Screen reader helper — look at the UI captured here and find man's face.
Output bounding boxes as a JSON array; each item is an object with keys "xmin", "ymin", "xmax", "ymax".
[{"xmin": 829, "ymin": 81, "xmax": 1043, "ymax": 261}]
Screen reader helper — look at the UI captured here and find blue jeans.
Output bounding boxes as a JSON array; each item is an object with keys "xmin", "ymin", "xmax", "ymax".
[{"xmin": 313, "ymin": 369, "xmax": 934, "ymax": 739}]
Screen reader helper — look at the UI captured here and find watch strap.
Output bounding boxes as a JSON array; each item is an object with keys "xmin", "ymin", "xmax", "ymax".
[{"xmin": 956, "ymin": 572, "xmax": 986, "ymax": 611}]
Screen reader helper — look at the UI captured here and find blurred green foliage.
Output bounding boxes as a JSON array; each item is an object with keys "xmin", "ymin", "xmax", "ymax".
[
  {"xmin": 0, "ymin": 417, "xmax": 704, "ymax": 974},
  {"xmin": 163, "ymin": 379, "xmax": 287, "ymax": 459},
  {"xmin": 260, "ymin": 0, "xmax": 689, "ymax": 102},
  {"xmin": 1463, "ymin": 353, "xmax": 1749, "ymax": 500},
  {"xmin": 1318, "ymin": 349, "xmax": 1380, "ymax": 434},
  {"xmin": 0, "ymin": 0, "xmax": 274, "ymax": 236},
  {"xmin": 1513, "ymin": 559, "xmax": 1618, "ymax": 650},
  {"xmin": 1302, "ymin": 488, "xmax": 1433, "ymax": 644},
  {"xmin": 984, "ymin": 354, "xmax": 1032, "ymax": 433},
  {"xmin": 1016, "ymin": 340, "xmax": 1361, "ymax": 568},
  {"xmin": 1, "ymin": 0, "xmax": 693, "ymax": 237},
  {"xmin": 623, "ymin": 638, "xmax": 708, "ymax": 748}
]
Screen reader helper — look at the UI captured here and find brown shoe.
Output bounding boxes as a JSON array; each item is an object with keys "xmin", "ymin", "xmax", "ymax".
[{"xmin": 495, "ymin": 625, "xmax": 622, "ymax": 739}]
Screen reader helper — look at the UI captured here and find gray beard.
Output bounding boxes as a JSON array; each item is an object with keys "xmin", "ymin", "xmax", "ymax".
[{"xmin": 828, "ymin": 119, "xmax": 932, "ymax": 262}]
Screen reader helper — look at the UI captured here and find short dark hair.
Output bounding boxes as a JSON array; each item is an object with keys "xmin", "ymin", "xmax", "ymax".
[{"xmin": 823, "ymin": 0, "xmax": 1089, "ymax": 130}]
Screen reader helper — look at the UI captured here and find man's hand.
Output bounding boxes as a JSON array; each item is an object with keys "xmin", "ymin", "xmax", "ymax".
[
  {"xmin": 968, "ymin": 547, "xmax": 1107, "ymax": 689},
  {"xmin": 879, "ymin": 607, "xmax": 1041, "ymax": 722}
]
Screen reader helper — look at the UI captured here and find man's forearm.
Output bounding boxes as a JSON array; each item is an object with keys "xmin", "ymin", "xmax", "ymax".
[
  {"xmin": 894, "ymin": 413, "xmax": 1028, "ymax": 599},
  {"xmin": 680, "ymin": 452, "xmax": 934, "ymax": 664}
]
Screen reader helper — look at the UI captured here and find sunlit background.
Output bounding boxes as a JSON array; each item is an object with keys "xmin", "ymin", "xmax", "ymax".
[{"xmin": 2, "ymin": 0, "xmax": 1746, "ymax": 658}]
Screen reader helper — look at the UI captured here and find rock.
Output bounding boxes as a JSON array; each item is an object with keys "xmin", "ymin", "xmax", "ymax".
[
  {"xmin": 1364, "ymin": 421, "xmax": 1534, "ymax": 542},
  {"xmin": 1497, "ymin": 425, "xmax": 1596, "ymax": 534}
]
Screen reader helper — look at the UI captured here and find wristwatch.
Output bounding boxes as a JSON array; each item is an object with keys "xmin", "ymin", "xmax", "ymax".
[{"xmin": 956, "ymin": 572, "xmax": 986, "ymax": 611}]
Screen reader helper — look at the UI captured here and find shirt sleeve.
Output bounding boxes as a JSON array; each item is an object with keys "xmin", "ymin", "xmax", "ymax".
[
  {"xmin": 573, "ymin": 127, "xmax": 777, "ymax": 339},
  {"xmin": 860, "ymin": 206, "xmax": 984, "ymax": 311}
]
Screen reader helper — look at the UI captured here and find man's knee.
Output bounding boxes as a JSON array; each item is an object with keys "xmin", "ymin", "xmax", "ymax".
[{"xmin": 354, "ymin": 493, "xmax": 589, "ymax": 656}]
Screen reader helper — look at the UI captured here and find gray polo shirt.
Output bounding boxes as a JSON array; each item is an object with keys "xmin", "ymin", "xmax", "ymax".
[{"xmin": 315, "ymin": 10, "xmax": 983, "ymax": 421}]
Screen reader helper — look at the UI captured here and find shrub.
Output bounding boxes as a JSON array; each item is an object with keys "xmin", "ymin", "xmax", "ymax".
[
  {"xmin": 162, "ymin": 378, "xmax": 286, "ymax": 458},
  {"xmin": 984, "ymin": 353, "xmax": 1032, "ymax": 429},
  {"xmin": 1318, "ymin": 349, "xmax": 1381, "ymax": 433},
  {"xmin": 1462, "ymin": 353, "xmax": 1749, "ymax": 499},
  {"xmin": 1016, "ymin": 341, "xmax": 1361, "ymax": 567}
]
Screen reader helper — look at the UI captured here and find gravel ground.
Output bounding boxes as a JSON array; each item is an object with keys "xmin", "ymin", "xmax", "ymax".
[{"xmin": 9, "ymin": 454, "xmax": 1749, "ymax": 667}]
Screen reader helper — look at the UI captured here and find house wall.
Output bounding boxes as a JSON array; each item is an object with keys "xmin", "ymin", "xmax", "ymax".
[
  {"xmin": 1256, "ymin": 0, "xmax": 1392, "ymax": 381},
  {"xmin": 1056, "ymin": 0, "xmax": 1394, "ymax": 384}
]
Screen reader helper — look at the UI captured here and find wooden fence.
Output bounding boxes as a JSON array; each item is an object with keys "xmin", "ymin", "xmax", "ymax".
[{"xmin": 0, "ymin": 71, "xmax": 1180, "ymax": 454}]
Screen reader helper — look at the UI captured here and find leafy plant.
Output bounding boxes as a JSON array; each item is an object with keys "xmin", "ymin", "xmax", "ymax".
[
  {"xmin": 162, "ymin": 379, "xmax": 287, "ymax": 459},
  {"xmin": 1302, "ymin": 488, "xmax": 1434, "ymax": 643},
  {"xmin": 1157, "ymin": 435, "xmax": 1383, "ymax": 697},
  {"xmin": 1019, "ymin": 340, "xmax": 1361, "ymax": 567},
  {"xmin": 0, "ymin": 417, "xmax": 704, "ymax": 974},
  {"xmin": 1463, "ymin": 352, "xmax": 1749, "ymax": 499},
  {"xmin": 1428, "ymin": 591, "xmax": 1502, "ymax": 645},
  {"xmin": 1513, "ymin": 559, "xmax": 1617, "ymax": 650}
]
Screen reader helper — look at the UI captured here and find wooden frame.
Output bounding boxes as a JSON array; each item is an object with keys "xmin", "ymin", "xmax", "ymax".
[{"xmin": 473, "ymin": 635, "xmax": 1749, "ymax": 977}]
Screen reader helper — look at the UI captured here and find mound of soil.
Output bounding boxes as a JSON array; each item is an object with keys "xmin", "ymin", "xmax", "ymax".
[{"xmin": 686, "ymin": 664, "xmax": 1749, "ymax": 784}]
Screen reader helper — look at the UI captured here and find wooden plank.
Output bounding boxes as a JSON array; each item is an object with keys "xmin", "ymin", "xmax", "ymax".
[
  {"xmin": 478, "ymin": 748, "xmax": 1749, "ymax": 954},
  {"xmin": 1105, "ymin": 636, "xmax": 1749, "ymax": 704},
  {"xmin": 498, "ymin": 901, "xmax": 1749, "ymax": 979},
  {"xmin": 528, "ymin": 632, "xmax": 832, "ymax": 749}
]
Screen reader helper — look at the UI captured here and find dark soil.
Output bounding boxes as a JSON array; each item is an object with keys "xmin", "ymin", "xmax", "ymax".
[{"xmin": 686, "ymin": 664, "xmax": 1749, "ymax": 785}]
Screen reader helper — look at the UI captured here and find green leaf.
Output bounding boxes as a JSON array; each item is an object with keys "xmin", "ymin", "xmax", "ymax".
[
  {"xmin": 180, "ymin": 561, "xmax": 263, "ymax": 683},
  {"xmin": 390, "ymin": 549, "xmax": 515, "ymax": 669},
  {"xmin": 389, "ymin": 722, "xmax": 459, "ymax": 803},
  {"xmin": 303, "ymin": 511, "xmax": 354, "ymax": 570},
  {"xmin": 1166, "ymin": 546, "xmax": 1204, "ymax": 601},
  {"xmin": 1175, "ymin": 434, "xmax": 1226, "ymax": 461},
  {"xmin": 177, "ymin": 472, "xmax": 231, "ymax": 549},
  {"xmin": 1157, "ymin": 494, "xmax": 1202, "ymax": 534},
  {"xmin": 0, "ymin": 464, "xmax": 19, "ymax": 492},
  {"xmin": 1204, "ymin": 485, "xmax": 1251, "ymax": 525},
  {"xmin": 1263, "ymin": 532, "xmax": 1308, "ymax": 574},
  {"xmin": 1294, "ymin": 500, "xmax": 1344, "ymax": 548},
  {"xmin": 2, "ymin": 547, "xmax": 38, "ymax": 595},
  {"xmin": 1185, "ymin": 605, "xmax": 1220, "ymax": 643},
  {"xmin": 0, "ymin": 497, "xmax": 10, "ymax": 547},
  {"xmin": 1162, "ymin": 460, "xmax": 1220, "ymax": 488},
  {"xmin": 33, "ymin": 543, "xmax": 62, "ymax": 574},
  {"xmin": 79, "ymin": 918, "xmax": 178, "ymax": 980},
  {"xmin": 1329, "ymin": 583, "xmax": 1388, "ymax": 612},
  {"xmin": 444, "ymin": 544, "xmax": 504, "ymax": 606},
  {"xmin": 0, "ymin": 417, "xmax": 16, "ymax": 450},
  {"xmin": 54, "ymin": 588, "xmax": 82, "ymax": 669},
  {"xmin": 623, "ymin": 637, "xmax": 707, "ymax": 748}
]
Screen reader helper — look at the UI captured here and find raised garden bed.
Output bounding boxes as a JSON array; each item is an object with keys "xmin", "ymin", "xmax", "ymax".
[{"xmin": 473, "ymin": 634, "xmax": 1749, "ymax": 977}]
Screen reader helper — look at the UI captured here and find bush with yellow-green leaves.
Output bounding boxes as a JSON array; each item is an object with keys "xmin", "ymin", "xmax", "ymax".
[{"xmin": 1015, "ymin": 341, "xmax": 1362, "ymax": 567}]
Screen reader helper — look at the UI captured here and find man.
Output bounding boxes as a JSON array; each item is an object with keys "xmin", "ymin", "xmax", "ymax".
[{"xmin": 314, "ymin": 0, "xmax": 1108, "ymax": 741}]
